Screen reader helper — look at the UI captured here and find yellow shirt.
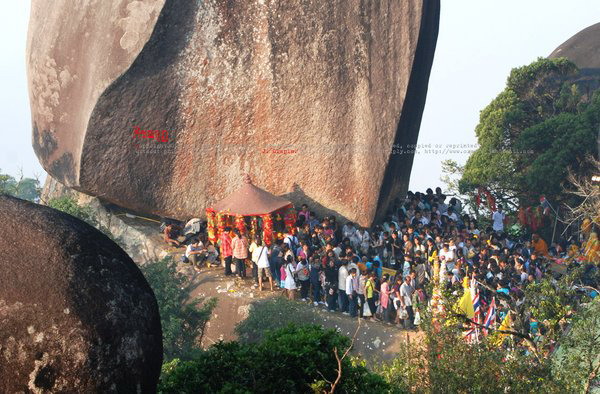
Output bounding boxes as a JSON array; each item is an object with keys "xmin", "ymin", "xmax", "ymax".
[{"xmin": 365, "ymin": 278, "xmax": 375, "ymax": 298}]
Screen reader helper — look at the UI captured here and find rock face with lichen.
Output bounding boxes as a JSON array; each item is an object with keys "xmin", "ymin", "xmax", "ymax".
[
  {"xmin": 28, "ymin": 0, "xmax": 440, "ymax": 226},
  {"xmin": 0, "ymin": 195, "xmax": 162, "ymax": 392}
]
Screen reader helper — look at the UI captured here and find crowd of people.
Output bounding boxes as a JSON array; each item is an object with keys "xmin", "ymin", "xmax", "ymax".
[{"xmin": 168, "ymin": 187, "xmax": 599, "ymax": 331}]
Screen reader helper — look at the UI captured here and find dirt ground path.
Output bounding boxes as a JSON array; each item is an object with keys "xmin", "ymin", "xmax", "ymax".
[{"xmin": 184, "ymin": 264, "xmax": 422, "ymax": 365}]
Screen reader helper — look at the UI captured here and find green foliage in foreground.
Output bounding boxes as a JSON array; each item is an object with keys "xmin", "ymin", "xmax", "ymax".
[
  {"xmin": 159, "ymin": 324, "xmax": 389, "ymax": 394},
  {"xmin": 553, "ymin": 298, "xmax": 600, "ymax": 393},
  {"xmin": 141, "ymin": 258, "xmax": 217, "ymax": 361},
  {"xmin": 235, "ymin": 297, "xmax": 317, "ymax": 343},
  {"xmin": 378, "ymin": 321, "xmax": 564, "ymax": 394},
  {"xmin": 160, "ymin": 299, "xmax": 600, "ymax": 393}
]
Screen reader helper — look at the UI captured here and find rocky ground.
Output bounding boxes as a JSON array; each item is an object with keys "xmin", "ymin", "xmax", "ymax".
[{"xmin": 174, "ymin": 262, "xmax": 422, "ymax": 365}]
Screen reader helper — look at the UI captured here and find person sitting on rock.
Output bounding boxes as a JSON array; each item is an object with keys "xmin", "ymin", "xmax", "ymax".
[
  {"xmin": 185, "ymin": 239, "xmax": 206, "ymax": 270},
  {"xmin": 163, "ymin": 223, "xmax": 181, "ymax": 247},
  {"xmin": 205, "ymin": 240, "xmax": 219, "ymax": 267}
]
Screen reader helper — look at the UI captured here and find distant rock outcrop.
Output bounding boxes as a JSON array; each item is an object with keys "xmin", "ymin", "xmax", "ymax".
[
  {"xmin": 27, "ymin": 0, "xmax": 440, "ymax": 226},
  {"xmin": 0, "ymin": 195, "xmax": 162, "ymax": 392},
  {"xmin": 549, "ymin": 22, "xmax": 600, "ymax": 95},
  {"xmin": 550, "ymin": 22, "xmax": 600, "ymax": 70}
]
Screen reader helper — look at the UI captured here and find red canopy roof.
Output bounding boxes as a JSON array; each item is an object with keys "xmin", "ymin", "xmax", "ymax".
[{"xmin": 208, "ymin": 174, "xmax": 292, "ymax": 216}]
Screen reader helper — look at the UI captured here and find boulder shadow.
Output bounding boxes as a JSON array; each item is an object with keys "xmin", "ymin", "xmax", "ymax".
[{"xmin": 282, "ymin": 183, "xmax": 353, "ymax": 226}]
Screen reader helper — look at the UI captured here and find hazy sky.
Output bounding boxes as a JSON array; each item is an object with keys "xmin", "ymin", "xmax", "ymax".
[{"xmin": 1, "ymin": 1, "xmax": 599, "ymax": 193}]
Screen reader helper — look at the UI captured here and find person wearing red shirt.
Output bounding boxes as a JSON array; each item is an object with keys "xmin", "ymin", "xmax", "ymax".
[
  {"xmin": 298, "ymin": 204, "xmax": 310, "ymax": 222},
  {"xmin": 232, "ymin": 229, "xmax": 249, "ymax": 278},
  {"xmin": 220, "ymin": 226, "xmax": 233, "ymax": 276}
]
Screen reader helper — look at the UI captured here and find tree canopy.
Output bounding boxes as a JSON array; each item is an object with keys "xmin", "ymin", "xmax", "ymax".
[
  {"xmin": 0, "ymin": 169, "xmax": 41, "ymax": 202},
  {"xmin": 159, "ymin": 324, "xmax": 388, "ymax": 394},
  {"xmin": 460, "ymin": 57, "xmax": 599, "ymax": 208},
  {"xmin": 141, "ymin": 258, "xmax": 217, "ymax": 361}
]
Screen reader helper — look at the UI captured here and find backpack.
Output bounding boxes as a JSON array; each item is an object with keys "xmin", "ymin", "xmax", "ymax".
[
  {"xmin": 270, "ymin": 246, "xmax": 282, "ymax": 265},
  {"xmin": 297, "ymin": 263, "xmax": 309, "ymax": 281},
  {"xmin": 286, "ymin": 235, "xmax": 299, "ymax": 253}
]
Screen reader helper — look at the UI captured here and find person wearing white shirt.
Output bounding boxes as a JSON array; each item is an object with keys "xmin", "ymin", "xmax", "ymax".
[
  {"xmin": 446, "ymin": 208, "xmax": 459, "ymax": 222},
  {"xmin": 283, "ymin": 232, "xmax": 299, "ymax": 251},
  {"xmin": 399, "ymin": 276, "xmax": 415, "ymax": 329},
  {"xmin": 333, "ymin": 245, "xmax": 342, "ymax": 258},
  {"xmin": 439, "ymin": 244, "xmax": 455, "ymax": 261},
  {"xmin": 185, "ymin": 239, "xmax": 206, "ymax": 269},
  {"xmin": 439, "ymin": 243, "xmax": 455, "ymax": 272},
  {"xmin": 354, "ymin": 228, "xmax": 370, "ymax": 254},
  {"xmin": 342, "ymin": 222, "xmax": 358, "ymax": 241},
  {"xmin": 492, "ymin": 204, "xmax": 505, "ymax": 232},
  {"xmin": 248, "ymin": 237, "xmax": 261, "ymax": 286},
  {"xmin": 438, "ymin": 198, "xmax": 448, "ymax": 215},
  {"xmin": 254, "ymin": 240, "xmax": 272, "ymax": 291},
  {"xmin": 338, "ymin": 262, "xmax": 349, "ymax": 314},
  {"xmin": 346, "ymin": 268, "xmax": 358, "ymax": 317},
  {"xmin": 283, "ymin": 256, "xmax": 297, "ymax": 299}
]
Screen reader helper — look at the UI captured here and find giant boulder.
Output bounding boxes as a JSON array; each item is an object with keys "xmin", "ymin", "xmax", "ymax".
[
  {"xmin": 549, "ymin": 22, "xmax": 600, "ymax": 95},
  {"xmin": 550, "ymin": 22, "xmax": 600, "ymax": 70},
  {"xmin": 27, "ymin": 0, "xmax": 440, "ymax": 226},
  {"xmin": 0, "ymin": 195, "xmax": 162, "ymax": 392}
]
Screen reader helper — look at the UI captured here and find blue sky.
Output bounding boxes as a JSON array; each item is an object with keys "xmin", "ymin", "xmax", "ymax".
[{"xmin": 1, "ymin": 1, "xmax": 599, "ymax": 192}]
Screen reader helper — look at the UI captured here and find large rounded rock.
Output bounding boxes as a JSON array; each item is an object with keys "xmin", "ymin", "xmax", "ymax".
[
  {"xmin": 27, "ymin": 0, "xmax": 440, "ymax": 226},
  {"xmin": 549, "ymin": 22, "xmax": 600, "ymax": 98},
  {"xmin": 549, "ymin": 22, "xmax": 600, "ymax": 70},
  {"xmin": 0, "ymin": 195, "xmax": 162, "ymax": 392}
]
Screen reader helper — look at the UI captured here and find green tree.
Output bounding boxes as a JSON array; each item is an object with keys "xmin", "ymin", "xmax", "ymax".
[
  {"xmin": 141, "ymin": 258, "xmax": 217, "ymax": 361},
  {"xmin": 159, "ymin": 324, "xmax": 389, "ymax": 394},
  {"xmin": 515, "ymin": 93, "xmax": 600, "ymax": 201},
  {"xmin": 47, "ymin": 195, "xmax": 126, "ymax": 245},
  {"xmin": 379, "ymin": 320, "xmax": 564, "ymax": 394},
  {"xmin": 460, "ymin": 57, "xmax": 598, "ymax": 208},
  {"xmin": 235, "ymin": 297, "xmax": 317, "ymax": 343},
  {"xmin": 440, "ymin": 159, "xmax": 464, "ymax": 198},
  {"xmin": 14, "ymin": 177, "xmax": 41, "ymax": 201},
  {"xmin": 553, "ymin": 298, "xmax": 600, "ymax": 393},
  {"xmin": 0, "ymin": 169, "xmax": 41, "ymax": 202},
  {"xmin": 48, "ymin": 196, "xmax": 96, "ymax": 224}
]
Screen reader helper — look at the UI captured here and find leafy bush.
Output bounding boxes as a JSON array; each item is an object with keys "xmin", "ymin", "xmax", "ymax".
[
  {"xmin": 159, "ymin": 324, "xmax": 389, "ymax": 394},
  {"xmin": 235, "ymin": 297, "xmax": 317, "ymax": 343},
  {"xmin": 47, "ymin": 196, "xmax": 124, "ymax": 245},
  {"xmin": 48, "ymin": 196, "xmax": 96, "ymax": 224},
  {"xmin": 553, "ymin": 298, "xmax": 600, "ymax": 393},
  {"xmin": 141, "ymin": 258, "xmax": 217, "ymax": 361},
  {"xmin": 379, "ymin": 321, "xmax": 565, "ymax": 394}
]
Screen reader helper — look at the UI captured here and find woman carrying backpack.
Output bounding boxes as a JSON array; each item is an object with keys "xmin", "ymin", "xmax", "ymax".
[{"xmin": 296, "ymin": 258, "xmax": 310, "ymax": 301}]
